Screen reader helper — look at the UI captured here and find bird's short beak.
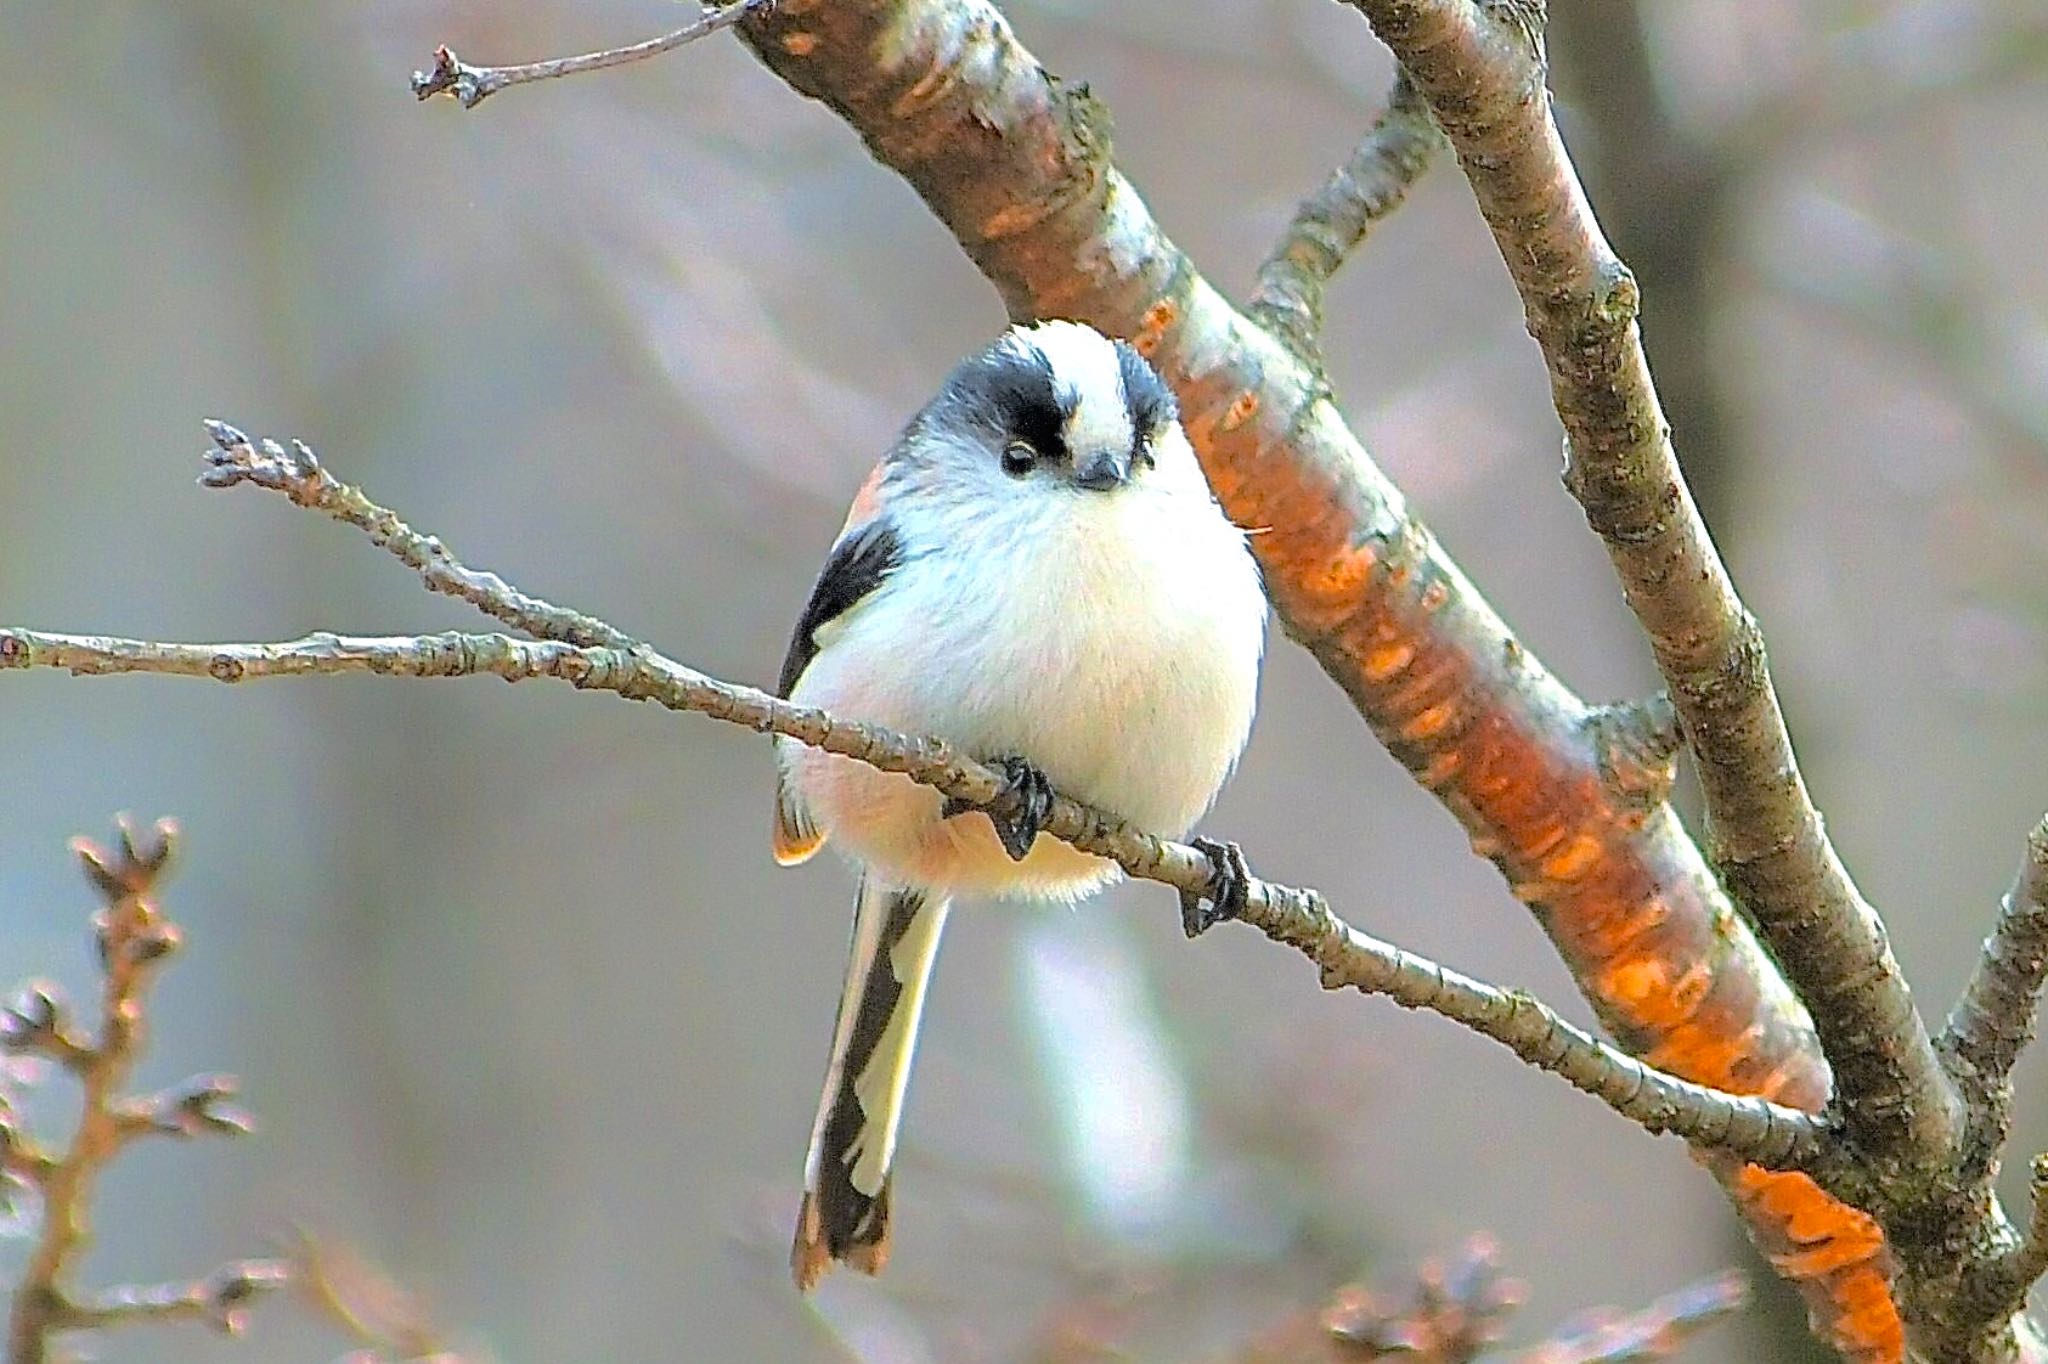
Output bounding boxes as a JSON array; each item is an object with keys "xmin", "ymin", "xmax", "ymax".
[{"xmin": 1072, "ymin": 448, "xmax": 1129, "ymax": 491}]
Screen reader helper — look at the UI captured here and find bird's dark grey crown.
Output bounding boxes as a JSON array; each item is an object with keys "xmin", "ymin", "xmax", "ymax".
[{"xmin": 929, "ymin": 328, "xmax": 1177, "ymax": 463}]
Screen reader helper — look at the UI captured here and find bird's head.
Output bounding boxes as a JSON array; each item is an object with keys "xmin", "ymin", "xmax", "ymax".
[{"xmin": 912, "ymin": 320, "xmax": 1199, "ymax": 498}]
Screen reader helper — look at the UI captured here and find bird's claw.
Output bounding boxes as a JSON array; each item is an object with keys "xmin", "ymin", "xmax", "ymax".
[
  {"xmin": 1180, "ymin": 837, "xmax": 1250, "ymax": 938},
  {"xmin": 941, "ymin": 755, "xmax": 1053, "ymax": 862}
]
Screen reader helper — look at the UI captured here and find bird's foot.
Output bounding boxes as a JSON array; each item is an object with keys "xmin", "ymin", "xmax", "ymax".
[
  {"xmin": 1180, "ymin": 837, "xmax": 1251, "ymax": 938},
  {"xmin": 941, "ymin": 755, "xmax": 1054, "ymax": 862}
]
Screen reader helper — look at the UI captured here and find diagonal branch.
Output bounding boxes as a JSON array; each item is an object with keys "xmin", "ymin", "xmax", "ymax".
[
  {"xmin": 1942, "ymin": 819, "xmax": 2048, "ymax": 1128},
  {"xmin": 410, "ymin": 0, "xmax": 774, "ymax": 108},
  {"xmin": 1335, "ymin": 0, "xmax": 1955, "ymax": 1168},
  {"xmin": 198, "ymin": 423, "xmax": 633, "ymax": 650},
  {"xmin": 1964, "ymin": 1154, "xmax": 2048, "ymax": 1334},
  {"xmin": 1248, "ymin": 69, "xmax": 1445, "ymax": 361},
  {"xmin": 0, "ymin": 433, "xmax": 1832, "ymax": 1177},
  {"xmin": 0, "ymin": 619, "xmax": 1827, "ymax": 1174}
]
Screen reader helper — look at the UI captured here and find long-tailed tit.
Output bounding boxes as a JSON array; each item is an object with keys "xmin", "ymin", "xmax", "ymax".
[{"xmin": 774, "ymin": 321, "xmax": 1267, "ymax": 1289}]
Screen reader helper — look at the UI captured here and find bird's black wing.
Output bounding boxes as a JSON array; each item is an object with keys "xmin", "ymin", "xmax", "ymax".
[
  {"xmin": 777, "ymin": 518, "xmax": 906, "ymax": 700},
  {"xmin": 772, "ymin": 517, "xmax": 906, "ymax": 866}
]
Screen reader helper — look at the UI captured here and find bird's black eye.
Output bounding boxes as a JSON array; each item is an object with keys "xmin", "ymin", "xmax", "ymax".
[{"xmin": 1001, "ymin": 440, "xmax": 1037, "ymax": 478}]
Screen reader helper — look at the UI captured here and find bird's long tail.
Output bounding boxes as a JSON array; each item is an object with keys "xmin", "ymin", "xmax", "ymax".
[{"xmin": 792, "ymin": 879, "xmax": 951, "ymax": 1291}]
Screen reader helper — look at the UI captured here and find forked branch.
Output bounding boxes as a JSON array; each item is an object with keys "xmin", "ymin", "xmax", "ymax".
[
  {"xmin": 1336, "ymin": 0, "xmax": 1955, "ymax": 1173},
  {"xmin": 1943, "ymin": 819, "xmax": 2048, "ymax": 1123},
  {"xmin": 2, "ymin": 819, "xmax": 288, "ymax": 1363},
  {"xmin": 1, "ymin": 428, "xmax": 1830, "ymax": 1178}
]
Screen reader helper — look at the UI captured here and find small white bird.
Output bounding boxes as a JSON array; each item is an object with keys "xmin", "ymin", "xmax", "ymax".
[{"xmin": 773, "ymin": 320, "xmax": 1267, "ymax": 1289}]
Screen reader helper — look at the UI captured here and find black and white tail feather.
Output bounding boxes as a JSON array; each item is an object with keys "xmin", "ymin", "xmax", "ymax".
[{"xmin": 791, "ymin": 880, "xmax": 950, "ymax": 1289}]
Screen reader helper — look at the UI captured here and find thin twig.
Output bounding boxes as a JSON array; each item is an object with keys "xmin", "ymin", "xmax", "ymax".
[
  {"xmin": 411, "ymin": 0, "xmax": 775, "ymax": 108},
  {"xmin": 1339, "ymin": 0, "xmax": 1957, "ymax": 1170},
  {"xmin": 0, "ymin": 986, "xmax": 96, "ymax": 1074},
  {"xmin": 51, "ymin": 1261, "xmax": 292, "ymax": 1336},
  {"xmin": 0, "ymin": 439, "xmax": 1829, "ymax": 1178},
  {"xmin": 0, "ymin": 617, "xmax": 1822, "ymax": 1172},
  {"xmin": 289, "ymin": 1226, "xmax": 456, "ymax": 1361},
  {"xmin": 199, "ymin": 422, "xmax": 633, "ymax": 650},
  {"xmin": 1248, "ymin": 69, "xmax": 1444, "ymax": 360},
  {"xmin": 2, "ymin": 820, "xmax": 286, "ymax": 1363}
]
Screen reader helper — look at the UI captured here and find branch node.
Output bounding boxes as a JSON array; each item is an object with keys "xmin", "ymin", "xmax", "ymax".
[{"xmin": 1585, "ymin": 693, "xmax": 1681, "ymax": 816}]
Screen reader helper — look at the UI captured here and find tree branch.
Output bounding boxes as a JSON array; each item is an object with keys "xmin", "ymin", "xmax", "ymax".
[
  {"xmin": 0, "ymin": 434, "xmax": 1830, "ymax": 1177},
  {"xmin": 1262, "ymin": 1237, "xmax": 1746, "ymax": 1364},
  {"xmin": 3, "ymin": 820, "xmax": 285, "ymax": 1363},
  {"xmin": 1247, "ymin": 69, "xmax": 1445, "ymax": 362},
  {"xmin": 199, "ymin": 422, "xmax": 633, "ymax": 650},
  {"xmin": 0, "ymin": 629, "xmax": 1821, "ymax": 1172},
  {"xmin": 717, "ymin": 0, "xmax": 1892, "ymax": 1353},
  {"xmin": 410, "ymin": 0, "xmax": 774, "ymax": 108},
  {"xmin": 49, "ymin": 1261, "xmax": 291, "ymax": 1337},
  {"xmin": 1964, "ymin": 1155, "xmax": 2048, "ymax": 1336},
  {"xmin": 1338, "ymin": 0, "xmax": 1955, "ymax": 1172},
  {"xmin": 1943, "ymin": 819, "xmax": 2048, "ymax": 1113}
]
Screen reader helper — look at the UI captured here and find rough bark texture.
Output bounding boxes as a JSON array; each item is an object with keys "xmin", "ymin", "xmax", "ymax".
[
  {"xmin": 734, "ymin": 2, "xmax": 1899, "ymax": 1357},
  {"xmin": 1341, "ymin": 0, "xmax": 1956, "ymax": 1180}
]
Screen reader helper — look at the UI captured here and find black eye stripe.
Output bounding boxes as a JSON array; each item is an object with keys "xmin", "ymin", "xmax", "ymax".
[
  {"xmin": 934, "ymin": 339, "xmax": 1071, "ymax": 466},
  {"xmin": 1114, "ymin": 340, "xmax": 1175, "ymax": 452}
]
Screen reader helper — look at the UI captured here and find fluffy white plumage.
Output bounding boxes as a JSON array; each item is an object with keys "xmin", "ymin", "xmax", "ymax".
[{"xmin": 777, "ymin": 320, "xmax": 1266, "ymax": 1288}]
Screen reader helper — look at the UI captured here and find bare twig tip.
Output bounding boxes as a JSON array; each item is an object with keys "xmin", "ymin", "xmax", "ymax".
[
  {"xmin": 128, "ymin": 1074, "xmax": 255, "ymax": 1140},
  {"xmin": 0, "ymin": 985, "xmax": 62, "ymax": 1051}
]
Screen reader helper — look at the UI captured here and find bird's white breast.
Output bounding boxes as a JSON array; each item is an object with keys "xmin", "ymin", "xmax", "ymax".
[{"xmin": 783, "ymin": 473, "xmax": 1265, "ymax": 901}]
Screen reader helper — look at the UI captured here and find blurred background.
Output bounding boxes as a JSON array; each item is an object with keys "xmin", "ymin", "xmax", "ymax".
[{"xmin": 2, "ymin": 0, "xmax": 2045, "ymax": 1359}]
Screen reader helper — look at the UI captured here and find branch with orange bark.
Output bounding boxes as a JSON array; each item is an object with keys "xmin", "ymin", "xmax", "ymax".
[
  {"xmin": 1, "ymin": 426, "xmax": 1827, "ymax": 1176},
  {"xmin": 706, "ymin": 3, "xmax": 1902, "ymax": 1358}
]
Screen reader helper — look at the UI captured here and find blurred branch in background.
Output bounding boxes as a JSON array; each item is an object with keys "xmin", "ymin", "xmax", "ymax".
[
  {"xmin": 1, "ymin": 817, "xmax": 289, "ymax": 1364},
  {"xmin": 1223, "ymin": 1236, "xmax": 1746, "ymax": 1364},
  {"xmin": 293, "ymin": 1226, "xmax": 476, "ymax": 1364},
  {"xmin": 1, "ymin": 821, "xmax": 487, "ymax": 1364}
]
